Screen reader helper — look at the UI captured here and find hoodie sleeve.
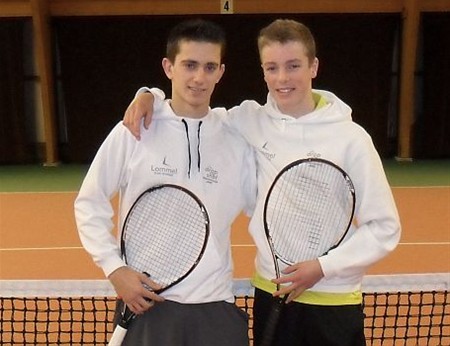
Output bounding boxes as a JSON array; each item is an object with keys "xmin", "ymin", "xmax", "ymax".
[
  {"xmin": 217, "ymin": 100, "xmax": 265, "ymax": 140},
  {"xmin": 74, "ymin": 122, "xmax": 136, "ymax": 277},
  {"xmin": 318, "ymin": 129, "xmax": 401, "ymax": 279},
  {"xmin": 240, "ymin": 141, "xmax": 258, "ymax": 217}
]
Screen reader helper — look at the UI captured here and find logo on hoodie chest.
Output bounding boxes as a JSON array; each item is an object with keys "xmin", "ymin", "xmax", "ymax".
[
  {"xmin": 203, "ymin": 166, "xmax": 219, "ymax": 184},
  {"xmin": 259, "ymin": 141, "xmax": 276, "ymax": 161},
  {"xmin": 151, "ymin": 156, "xmax": 178, "ymax": 177},
  {"xmin": 307, "ymin": 151, "xmax": 322, "ymax": 159}
]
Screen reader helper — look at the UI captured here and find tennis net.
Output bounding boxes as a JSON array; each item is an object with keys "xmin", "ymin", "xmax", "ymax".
[{"xmin": 1, "ymin": 273, "xmax": 449, "ymax": 345}]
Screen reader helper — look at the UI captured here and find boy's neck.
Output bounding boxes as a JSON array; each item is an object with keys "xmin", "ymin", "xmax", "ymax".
[
  {"xmin": 169, "ymin": 99, "xmax": 209, "ymax": 119},
  {"xmin": 279, "ymin": 93, "xmax": 316, "ymax": 118}
]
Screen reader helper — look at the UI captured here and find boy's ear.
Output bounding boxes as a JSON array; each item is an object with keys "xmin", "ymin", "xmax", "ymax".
[
  {"xmin": 217, "ymin": 64, "xmax": 226, "ymax": 83},
  {"xmin": 311, "ymin": 57, "xmax": 319, "ymax": 78},
  {"xmin": 162, "ymin": 58, "xmax": 174, "ymax": 80}
]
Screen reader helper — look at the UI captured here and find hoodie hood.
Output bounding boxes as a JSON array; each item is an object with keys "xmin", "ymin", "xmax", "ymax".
[
  {"xmin": 264, "ymin": 89, "xmax": 353, "ymax": 125},
  {"xmin": 152, "ymin": 99, "xmax": 224, "ymax": 137},
  {"xmin": 150, "ymin": 99, "xmax": 228, "ymax": 178}
]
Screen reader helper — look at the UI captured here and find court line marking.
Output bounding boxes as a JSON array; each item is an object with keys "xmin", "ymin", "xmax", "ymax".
[
  {"xmin": 392, "ymin": 186, "xmax": 450, "ymax": 189},
  {"xmin": 0, "ymin": 185, "xmax": 449, "ymax": 195},
  {"xmin": 400, "ymin": 242, "xmax": 450, "ymax": 245},
  {"xmin": 0, "ymin": 191, "xmax": 80, "ymax": 195},
  {"xmin": 0, "ymin": 246, "xmax": 85, "ymax": 251},
  {"xmin": 1, "ymin": 242, "xmax": 449, "ymax": 251}
]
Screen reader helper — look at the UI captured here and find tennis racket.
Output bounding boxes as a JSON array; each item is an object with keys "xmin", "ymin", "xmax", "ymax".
[
  {"xmin": 260, "ymin": 158, "xmax": 355, "ymax": 346},
  {"xmin": 108, "ymin": 184, "xmax": 210, "ymax": 346}
]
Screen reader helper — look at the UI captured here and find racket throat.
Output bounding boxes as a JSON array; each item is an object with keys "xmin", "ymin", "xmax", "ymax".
[{"xmin": 118, "ymin": 311, "xmax": 136, "ymax": 328}]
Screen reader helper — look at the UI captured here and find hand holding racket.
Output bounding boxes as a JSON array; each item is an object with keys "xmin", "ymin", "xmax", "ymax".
[
  {"xmin": 108, "ymin": 184, "xmax": 210, "ymax": 346},
  {"xmin": 272, "ymin": 257, "xmax": 325, "ymax": 303},
  {"xmin": 260, "ymin": 158, "xmax": 355, "ymax": 346},
  {"xmin": 108, "ymin": 266, "xmax": 162, "ymax": 315}
]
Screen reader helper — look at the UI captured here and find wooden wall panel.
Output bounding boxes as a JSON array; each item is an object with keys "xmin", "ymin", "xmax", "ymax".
[
  {"xmin": 234, "ymin": 0, "xmax": 403, "ymax": 14},
  {"xmin": 0, "ymin": 1, "xmax": 31, "ymax": 17},
  {"xmin": 49, "ymin": 0, "xmax": 220, "ymax": 17},
  {"xmin": 31, "ymin": 0, "xmax": 58, "ymax": 165}
]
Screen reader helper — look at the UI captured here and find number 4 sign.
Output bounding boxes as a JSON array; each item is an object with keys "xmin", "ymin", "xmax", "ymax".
[{"xmin": 220, "ymin": 0, "xmax": 234, "ymax": 14}]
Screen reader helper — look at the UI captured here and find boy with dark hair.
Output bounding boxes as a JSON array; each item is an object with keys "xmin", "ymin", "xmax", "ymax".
[{"xmin": 75, "ymin": 19, "xmax": 255, "ymax": 346}]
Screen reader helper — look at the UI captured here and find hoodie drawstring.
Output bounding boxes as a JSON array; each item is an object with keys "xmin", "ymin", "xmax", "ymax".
[
  {"xmin": 197, "ymin": 121, "xmax": 203, "ymax": 172},
  {"xmin": 181, "ymin": 119, "xmax": 192, "ymax": 177},
  {"xmin": 182, "ymin": 119, "xmax": 202, "ymax": 178}
]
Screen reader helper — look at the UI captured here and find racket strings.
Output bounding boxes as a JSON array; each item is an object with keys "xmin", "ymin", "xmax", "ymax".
[
  {"xmin": 124, "ymin": 188, "xmax": 208, "ymax": 288},
  {"xmin": 267, "ymin": 161, "xmax": 354, "ymax": 264}
]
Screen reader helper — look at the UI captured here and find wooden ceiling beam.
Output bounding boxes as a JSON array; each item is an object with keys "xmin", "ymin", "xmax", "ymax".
[{"xmin": 1, "ymin": 0, "xmax": 448, "ymax": 18}]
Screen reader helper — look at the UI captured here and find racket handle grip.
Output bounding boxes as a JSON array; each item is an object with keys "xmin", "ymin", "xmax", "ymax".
[
  {"xmin": 108, "ymin": 325, "xmax": 128, "ymax": 346},
  {"xmin": 260, "ymin": 295, "xmax": 287, "ymax": 346}
]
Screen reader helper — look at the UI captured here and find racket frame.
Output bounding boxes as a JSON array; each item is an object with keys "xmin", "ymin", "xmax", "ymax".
[
  {"xmin": 263, "ymin": 157, "xmax": 355, "ymax": 274},
  {"xmin": 121, "ymin": 184, "xmax": 210, "ymax": 293},
  {"xmin": 110, "ymin": 184, "xmax": 210, "ymax": 345},
  {"xmin": 260, "ymin": 157, "xmax": 356, "ymax": 346}
]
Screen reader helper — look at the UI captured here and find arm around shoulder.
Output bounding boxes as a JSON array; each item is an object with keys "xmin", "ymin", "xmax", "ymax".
[{"xmin": 123, "ymin": 87, "xmax": 166, "ymax": 140}]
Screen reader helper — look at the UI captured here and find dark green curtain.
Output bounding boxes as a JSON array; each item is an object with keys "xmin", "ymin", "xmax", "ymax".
[
  {"xmin": 0, "ymin": 19, "xmax": 29, "ymax": 164},
  {"xmin": 55, "ymin": 14, "xmax": 399, "ymax": 162},
  {"xmin": 415, "ymin": 13, "xmax": 450, "ymax": 158}
]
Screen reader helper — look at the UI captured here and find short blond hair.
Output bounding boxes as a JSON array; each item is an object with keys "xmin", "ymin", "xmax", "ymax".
[{"xmin": 257, "ymin": 19, "xmax": 316, "ymax": 64}]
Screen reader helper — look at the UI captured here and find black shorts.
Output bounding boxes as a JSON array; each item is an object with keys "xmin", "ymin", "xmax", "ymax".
[
  {"xmin": 114, "ymin": 299, "xmax": 249, "ymax": 346},
  {"xmin": 253, "ymin": 288, "xmax": 366, "ymax": 346}
]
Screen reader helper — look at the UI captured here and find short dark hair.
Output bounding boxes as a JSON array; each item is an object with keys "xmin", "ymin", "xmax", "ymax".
[
  {"xmin": 258, "ymin": 19, "xmax": 316, "ymax": 64},
  {"xmin": 166, "ymin": 19, "xmax": 226, "ymax": 62}
]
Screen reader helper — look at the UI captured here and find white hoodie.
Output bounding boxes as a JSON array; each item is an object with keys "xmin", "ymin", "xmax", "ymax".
[
  {"xmin": 74, "ymin": 100, "xmax": 256, "ymax": 304},
  {"xmin": 142, "ymin": 87, "xmax": 401, "ymax": 302},
  {"xmin": 227, "ymin": 90, "xmax": 401, "ymax": 295}
]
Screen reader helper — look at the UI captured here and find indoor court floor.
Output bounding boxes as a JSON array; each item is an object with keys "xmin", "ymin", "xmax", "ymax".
[{"xmin": 0, "ymin": 160, "xmax": 449, "ymax": 281}]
